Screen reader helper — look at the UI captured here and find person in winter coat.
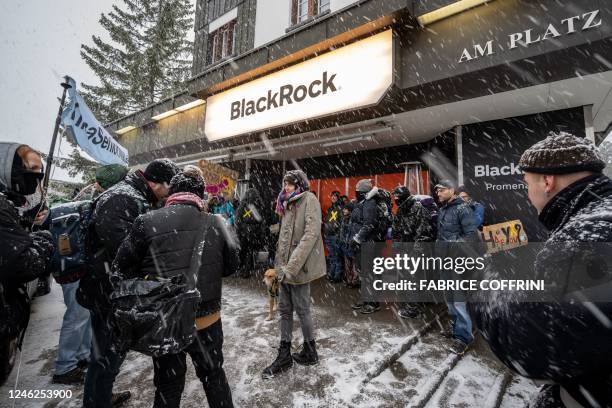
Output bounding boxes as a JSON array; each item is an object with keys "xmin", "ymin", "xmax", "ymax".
[
  {"xmin": 262, "ymin": 170, "xmax": 326, "ymax": 379},
  {"xmin": 470, "ymin": 132, "xmax": 612, "ymax": 407},
  {"xmin": 113, "ymin": 166, "xmax": 238, "ymax": 408},
  {"xmin": 235, "ymin": 188, "xmax": 267, "ymax": 277},
  {"xmin": 80, "ymin": 158, "xmax": 179, "ymax": 408},
  {"xmin": 338, "ymin": 203, "xmax": 358, "ymax": 287},
  {"xmin": 51, "ymin": 164, "xmax": 128, "ymax": 386},
  {"xmin": 392, "ymin": 186, "xmax": 434, "ymax": 319},
  {"xmin": 435, "ymin": 179, "xmax": 478, "ymax": 355},
  {"xmin": 324, "ymin": 191, "xmax": 344, "ymax": 283},
  {"xmin": 0, "ymin": 143, "xmax": 54, "ymax": 386},
  {"xmin": 457, "ymin": 186, "xmax": 485, "ymax": 229},
  {"xmin": 349, "ymin": 179, "xmax": 385, "ymax": 314}
]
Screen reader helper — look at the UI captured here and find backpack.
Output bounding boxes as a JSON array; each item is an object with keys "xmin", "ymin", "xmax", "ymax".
[
  {"xmin": 374, "ymin": 189, "xmax": 393, "ymax": 239},
  {"xmin": 414, "ymin": 195, "xmax": 439, "ymax": 238},
  {"xmin": 109, "ymin": 214, "xmax": 212, "ymax": 357},
  {"xmin": 48, "ymin": 200, "xmax": 94, "ymax": 284}
]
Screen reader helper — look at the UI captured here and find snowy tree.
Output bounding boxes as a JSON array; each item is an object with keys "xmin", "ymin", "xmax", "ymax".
[{"xmin": 80, "ymin": 0, "xmax": 194, "ymax": 124}]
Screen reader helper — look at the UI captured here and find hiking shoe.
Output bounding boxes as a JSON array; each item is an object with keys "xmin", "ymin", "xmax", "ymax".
[
  {"xmin": 360, "ymin": 303, "xmax": 381, "ymax": 314},
  {"xmin": 111, "ymin": 391, "xmax": 132, "ymax": 407},
  {"xmin": 351, "ymin": 302, "xmax": 364, "ymax": 310},
  {"xmin": 77, "ymin": 359, "xmax": 89, "ymax": 370},
  {"xmin": 262, "ymin": 341, "xmax": 293, "ymax": 379},
  {"xmin": 52, "ymin": 367, "xmax": 85, "ymax": 385},
  {"xmin": 292, "ymin": 340, "xmax": 319, "ymax": 366},
  {"xmin": 447, "ymin": 338, "xmax": 469, "ymax": 356}
]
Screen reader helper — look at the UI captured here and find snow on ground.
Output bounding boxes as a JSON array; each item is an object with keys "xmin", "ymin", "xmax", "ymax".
[{"xmin": 0, "ymin": 277, "xmax": 539, "ymax": 407}]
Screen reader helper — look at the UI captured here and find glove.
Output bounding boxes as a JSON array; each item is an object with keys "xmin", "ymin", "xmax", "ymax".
[
  {"xmin": 276, "ymin": 267, "xmax": 286, "ymax": 283},
  {"xmin": 30, "ymin": 230, "xmax": 55, "ymax": 256}
]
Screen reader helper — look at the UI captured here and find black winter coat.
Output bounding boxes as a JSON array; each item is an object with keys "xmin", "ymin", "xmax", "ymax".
[
  {"xmin": 113, "ymin": 202, "xmax": 238, "ymax": 317},
  {"xmin": 0, "ymin": 194, "xmax": 54, "ymax": 340},
  {"xmin": 78, "ymin": 171, "xmax": 154, "ymax": 313},
  {"xmin": 469, "ymin": 175, "xmax": 612, "ymax": 407},
  {"xmin": 436, "ymin": 197, "xmax": 478, "ymax": 242},
  {"xmin": 0, "ymin": 194, "xmax": 54, "ymax": 284},
  {"xmin": 235, "ymin": 189, "xmax": 267, "ymax": 250},
  {"xmin": 392, "ymin": 197, "xmax": 434, "ymax": 243},
  {"xmin": 350, "ymin": 189, "xmax": 384, "ymax": 244},
  {"xmin": 324, "ymin": 202, "xmax": 343, "ymax": 236}
]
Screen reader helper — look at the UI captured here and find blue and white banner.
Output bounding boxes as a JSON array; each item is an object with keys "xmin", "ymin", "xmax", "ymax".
[{"xmin": 60, "ymin": 76, "xmax": 129, "ymax": 166}]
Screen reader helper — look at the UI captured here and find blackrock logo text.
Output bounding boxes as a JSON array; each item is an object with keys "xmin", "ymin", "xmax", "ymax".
[{"xmin": 230, "ymin": 71, "xmax": 338, "ymax": 120}]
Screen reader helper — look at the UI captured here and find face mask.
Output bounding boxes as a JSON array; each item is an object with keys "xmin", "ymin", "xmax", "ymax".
[{"xmin": 19, "ymin": 179, "xmax": 43, "ymax": 213}]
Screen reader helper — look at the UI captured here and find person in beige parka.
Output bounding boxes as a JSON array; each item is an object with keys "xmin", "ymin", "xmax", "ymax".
[{"xmin": 262, "ymin": 170, "xmax": 326, "ymax": 379}]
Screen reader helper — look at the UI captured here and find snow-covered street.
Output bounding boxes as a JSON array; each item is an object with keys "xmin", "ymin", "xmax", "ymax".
[{"xmin": 1, "ymin": 276, "xmax": 538, "ymax": 407}]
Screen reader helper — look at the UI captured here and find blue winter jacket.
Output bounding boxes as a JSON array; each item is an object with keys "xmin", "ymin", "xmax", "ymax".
[
  {"xmin": 437, "ymin": 197, "xmax": 478, "ymax": 242},
  {"xmin": 470, "ymin": 201, "xmax": 485, "ymax": 228}
]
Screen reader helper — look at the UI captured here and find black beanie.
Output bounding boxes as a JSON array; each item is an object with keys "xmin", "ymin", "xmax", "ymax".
[
  {"xmin": 168, "ymin": 165, "xmax": 206, "ymax": 198},
  {"xmin": 519, "ymin": 132, "xmax": 606, "ymax": 175},
  {"xmin": 143, "ymin": 158, "xmax": 180, "ymax": 184}
]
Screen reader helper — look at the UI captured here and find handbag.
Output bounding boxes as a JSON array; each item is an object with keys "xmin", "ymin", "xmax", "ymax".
[{"xmin": 109, "ymin": 214, "xmax": 212, "ymax": 357}]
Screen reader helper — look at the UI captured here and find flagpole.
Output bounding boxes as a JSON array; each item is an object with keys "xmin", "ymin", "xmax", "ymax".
[{"xmin": 43, "ymin": 76, "xmax": 72, "ymax": 190}]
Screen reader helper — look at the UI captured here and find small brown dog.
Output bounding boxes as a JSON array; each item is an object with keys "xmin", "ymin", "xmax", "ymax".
[{"xmin": 263, "ymin": 269, "xmax": 279, "ymax": 321}]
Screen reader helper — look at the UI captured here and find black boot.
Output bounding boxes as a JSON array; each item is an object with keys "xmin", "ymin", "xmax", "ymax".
[
  {"xmin": 262, "ymin": 341, "xmax": 293, "ymax": 379},
  {"xmin": 292, "ymin": 340, "xmax": 318, "ymax": 366}
]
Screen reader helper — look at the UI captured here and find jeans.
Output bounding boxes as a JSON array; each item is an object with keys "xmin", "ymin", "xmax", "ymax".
[
  {"xmin": 279, "ymin": 283, "xmax": 315, "ymax": 343},
  {"xmin": 152, "ymin": 320, "xmax": 233, "ymax": 408},
  {"xmin": 325, "ymin": 235, "xmax": 343, "ymax": 281},
  {"xmin": 55, "ymin": 281, "xmax": 92, "ymax": 375},
  {"xmin": 83, "ymin": 309, "xmax": 126, "ymax": 408},
  {"xmin": 447, "ymin": 301, "xmax": 473, "ymax": 344}
]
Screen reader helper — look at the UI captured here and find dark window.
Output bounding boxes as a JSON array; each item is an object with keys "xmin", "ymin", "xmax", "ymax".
[
  {"xmin": 207, "ymin": 20, "xmax": 236, "ymax": 65},
  {"xmin": 291, "ymin": 0, "xmax": 329, "ymax": 25}
]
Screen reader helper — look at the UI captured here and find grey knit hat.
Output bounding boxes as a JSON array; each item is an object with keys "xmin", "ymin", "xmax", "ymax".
[
  {"xmin": 283, "ymin": 170, "xmax": 309, "ymax": 191},
  {"xmin": 356, "ymin": 178, "xmax": 373, "ymax": 193},
  {"xmin": 519, "ymin": 132, "xmax": 605, "ymax": 175}
]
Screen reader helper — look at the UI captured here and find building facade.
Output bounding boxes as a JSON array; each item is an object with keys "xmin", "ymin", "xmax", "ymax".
[{"xmin": 108, "ymin": 0, "xmax": 612, "ymax": 241}]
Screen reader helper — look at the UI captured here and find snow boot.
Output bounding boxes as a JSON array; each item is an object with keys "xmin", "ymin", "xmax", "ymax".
[
  {"xmin": 292, "ymin": 340, "xmax": 319, "ymax": 366},
  {"xmin": 111, "ymin": 391, "xmax": 131, "ymax": 407},
  {"xmin": 262, "ymin": 341, "xmax": 293, "ymax": 379},
  {"xmin": 52, "ymin": 367, "xmax": 85, "ymax": 385},
  {"xmin": 398, "ymin": 303, "xmax": 422, "ymax": 319}
]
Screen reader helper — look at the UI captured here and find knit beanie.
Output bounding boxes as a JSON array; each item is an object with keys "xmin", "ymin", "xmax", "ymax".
[
  {"xmin": 168, "ymin": 165, "xmax": 206, "ymax": 198},
  {"xmin": 143, "ymin": 158, "xmax": 180, "ymax": 184},
  {"xmin": 283, "ymin": 170, "xmax": 309, "ymax": 191},
  {"xmin": 95, "ymin": 164, "xmax": 128, "ymax": 190},
  {"xmin": 356, "ymin": 178, "xmax": 373, "ymax": 193},
  {"xmin": 519, "ymin": 132, "xmax": 606, "ymax": 175}
]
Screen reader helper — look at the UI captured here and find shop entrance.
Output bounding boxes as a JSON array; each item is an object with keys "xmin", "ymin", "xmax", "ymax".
[{"xmin": 312, "ymin": 166, "xmax": 430, "ymax": 213}]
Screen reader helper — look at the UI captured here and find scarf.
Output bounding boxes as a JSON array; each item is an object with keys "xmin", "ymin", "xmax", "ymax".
[
  {"xmin": 275, "ymin": 187, "xmax": 303, "ymax": 215},
  {"xmin": 165, "ymin": 192, "xmax": 205, "ymax": 210}
]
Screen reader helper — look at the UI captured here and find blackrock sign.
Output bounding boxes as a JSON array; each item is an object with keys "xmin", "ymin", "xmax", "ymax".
[{"xmin": 204, "ymin": 30, "xmax": 393, "ymax": 141}]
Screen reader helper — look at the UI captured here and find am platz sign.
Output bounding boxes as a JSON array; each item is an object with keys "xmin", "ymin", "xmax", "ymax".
[
  {"xmin": 204, "ymin": 30, "xmax": 393, "ymax": 142},
  {"xmin": 458, "ymin": 9, "xmax": 603, "ymax": 63}
]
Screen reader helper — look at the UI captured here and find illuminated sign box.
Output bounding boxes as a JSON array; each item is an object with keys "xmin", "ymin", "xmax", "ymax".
[{"xmin": 204, "ymin": 30, "xmax": 394, "ymax": 142}]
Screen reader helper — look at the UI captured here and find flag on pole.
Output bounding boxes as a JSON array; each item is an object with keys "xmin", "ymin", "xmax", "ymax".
[{"xmin": 60, "ymin": 76, "xmax": 129, "ymax": 166}]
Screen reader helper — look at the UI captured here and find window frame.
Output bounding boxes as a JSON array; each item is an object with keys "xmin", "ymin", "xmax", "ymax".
[{"xmin": 207, "ymin": 19, "xmax": 237, "ymax": 66}]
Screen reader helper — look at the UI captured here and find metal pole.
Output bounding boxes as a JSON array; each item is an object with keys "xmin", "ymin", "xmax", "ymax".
[{"xmin": 43, "ymin": 77, "xmax": 72, "ymax": 190}]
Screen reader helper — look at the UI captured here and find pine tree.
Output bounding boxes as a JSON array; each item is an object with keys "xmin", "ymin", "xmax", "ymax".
[{"xmin": 80, "ymin": 0, "xmax": 194, "ymax": 124}]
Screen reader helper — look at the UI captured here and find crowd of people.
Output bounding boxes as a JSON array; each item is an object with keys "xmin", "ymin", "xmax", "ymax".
[{"xmin": 0, "ymin": 131, "xmax": 611, "ymax": 407}]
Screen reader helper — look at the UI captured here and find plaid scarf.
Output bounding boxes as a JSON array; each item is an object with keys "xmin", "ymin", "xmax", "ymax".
[
  {"xmin": 165, "ymin": 192, "xmax": 205, "ymax": 210},
  {"xmin": 275, "ymin": 187, "xmax": 303, "ymax": 215}
]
